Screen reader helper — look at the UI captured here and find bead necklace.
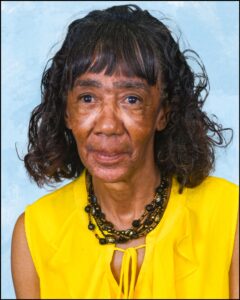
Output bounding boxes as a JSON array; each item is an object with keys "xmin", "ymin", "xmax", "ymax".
[{"xmin": 84, "ymin": 171, "xmax": 170, "ymax": 245}]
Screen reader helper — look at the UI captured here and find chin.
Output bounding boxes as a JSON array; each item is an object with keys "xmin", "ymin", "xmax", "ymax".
[{"xmin": 87, "ymin": 165, "xmax": 130, "ymax": 183}]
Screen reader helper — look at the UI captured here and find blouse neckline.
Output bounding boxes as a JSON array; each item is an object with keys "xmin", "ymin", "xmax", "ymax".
[{"xmin": 73, "ymin": 170, "xmax": 187, "ymax": 298}]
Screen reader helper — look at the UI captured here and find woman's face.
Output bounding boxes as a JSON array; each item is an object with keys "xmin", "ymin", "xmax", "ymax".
[{"xmin": 66, "ymin": 71, "xmax": 167, "ymax": 183}]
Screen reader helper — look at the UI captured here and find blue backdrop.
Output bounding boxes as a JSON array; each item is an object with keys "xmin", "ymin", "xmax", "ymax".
[{"xmin": 2, "ymin": 1, "xmax": 239, "ymax": 298}]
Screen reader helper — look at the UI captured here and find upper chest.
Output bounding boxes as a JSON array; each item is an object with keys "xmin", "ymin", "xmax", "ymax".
[{"xmin": 110, "ymin": 236, "xmax": 146, "ymax": 284}]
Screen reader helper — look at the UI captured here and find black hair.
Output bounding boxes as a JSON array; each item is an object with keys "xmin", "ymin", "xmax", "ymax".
[{"xmin": 24, "ymin": 4, "xmax": 232, "ymax": 192}]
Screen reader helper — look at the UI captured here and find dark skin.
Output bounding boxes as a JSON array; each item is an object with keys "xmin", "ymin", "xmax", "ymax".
[
  {"xmin": 65, "ymin": 71, "xmax": 167, "ymax": 224},
  {"xmin": 65, "ymin": 71, "xmax": 167, "ymax": 283},
  {"xmin": 11, "ymin": 72, "xmax": 239, "ymax": 298}
]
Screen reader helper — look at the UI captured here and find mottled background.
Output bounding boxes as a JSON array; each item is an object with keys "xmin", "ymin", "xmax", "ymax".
[{"xmin": 2, "ymin": 1, "xmax": 239, "ymax": 298}]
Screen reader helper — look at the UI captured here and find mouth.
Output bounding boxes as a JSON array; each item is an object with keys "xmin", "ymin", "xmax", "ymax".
[{"xmin": 89, "ymin": 149, "xmax": 129, "ymax": 165}]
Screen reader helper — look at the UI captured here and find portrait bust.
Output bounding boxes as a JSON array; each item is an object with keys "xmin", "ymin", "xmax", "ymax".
[{"xmin": 6, "ymin": 3, "xmax": 238, "ymax": 299}]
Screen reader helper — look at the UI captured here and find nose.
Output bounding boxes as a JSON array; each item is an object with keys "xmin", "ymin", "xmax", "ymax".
[{"xmin": 94, "ymin": 102, "xmax": 124, "ymax": 136}]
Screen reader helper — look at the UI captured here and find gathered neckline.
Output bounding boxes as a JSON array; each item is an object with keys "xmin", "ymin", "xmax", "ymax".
[{"xmin": 72, "ymin": 170, "xmax": 187, "ymax": 298}]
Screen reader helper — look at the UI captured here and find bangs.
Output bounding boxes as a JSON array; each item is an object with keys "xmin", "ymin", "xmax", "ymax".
[{"xmin": 65, "ymin": 21, "xmax": 160, "ymax": 89}]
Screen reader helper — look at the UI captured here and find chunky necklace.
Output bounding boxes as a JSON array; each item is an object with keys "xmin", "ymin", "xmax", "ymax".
[{"xmin": 85, "ymin": 171, "xmax": 170, "ymax": 245}]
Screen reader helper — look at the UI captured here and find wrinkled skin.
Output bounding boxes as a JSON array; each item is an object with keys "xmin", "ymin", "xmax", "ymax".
[{"xmin": 66, "ymin": 71, "xmax": 167, "ymax": 184}]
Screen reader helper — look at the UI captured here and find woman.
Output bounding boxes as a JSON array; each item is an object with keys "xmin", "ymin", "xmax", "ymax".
[{"xmin": 11, "ymin": 4, "xmax": 239, "ymax": 299}]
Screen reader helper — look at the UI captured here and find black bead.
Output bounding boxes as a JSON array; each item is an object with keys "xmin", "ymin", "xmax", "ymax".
[
  {"xmin": 103, "ymin": 222, "xmax": 113, "ymax": 231},
  {"xmin": 144, "ymin": 218, "xmax": 153, "ymax": 225},
  {"xmin": 146, "ymin": 204, "xmax": 154, "ymax": 212},
  {"xmin": 91, "ymin": 207, "xmax": 96, "ymax": 215},
  {"xmin": 88, "ymin": 223, "xmax": 95, "ymax": 230},
  {"xmin": 106, "ymin": 222, "xmax": 114, "ymax": 228},
  {"xmin": 156, "ymin": 199, "xmax": 163, "ymax": 206},
  {"xmin": 132, "ymin": 219, "xmax": 141, "ymax": 228},
  {"xmin": 128, "ymin": 230, "xmax": 136, "ymax": 237},
  {"xmin": 99, "ymin": 238, "xmax": 107, "ymax": 245},
  {"xmin": 95, "ymin": 210, "xmax": 101, "ymax": 217},
  {"xmin": 95, "ymin": 205, "xmax": 101, "ymax": 211},
  {"xmin": 105, "ymin": 235, "xmax": 116, "ymax": 243},
  {"xmin": 131, "ymin": 233, "xmax": 138, "ymax": 239},
  {"xmin": 85, "ymin": 205, "xmax": 91, "ymax": 213},
  {"xmin": 91, "ymin": 195, "xmax": 97, "ymax": 203}
]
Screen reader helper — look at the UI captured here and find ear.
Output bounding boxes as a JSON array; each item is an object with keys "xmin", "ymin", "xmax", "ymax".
[
  {"xmin": 64, "ymin": 110, "xmax": 72, "ymax": 130},
  {"xmin": 64, "ymin": 95, "xmax": 73, "ymax": 130},
  {"xmin": 156, "ymin": 105, "xmax": 170, "ymax": 131}
]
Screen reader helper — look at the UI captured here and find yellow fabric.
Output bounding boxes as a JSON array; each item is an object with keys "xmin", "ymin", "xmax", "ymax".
[
  {"xmin": 25, "ymin": 170, "xmax": 239, "ymax": 299},
  {"xmin": 115, "ymin": 245, "xmax": 146, "ymax": 298}
]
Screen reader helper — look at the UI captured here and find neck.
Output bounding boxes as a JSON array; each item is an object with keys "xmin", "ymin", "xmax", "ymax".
[{"xmin": 91, "ymin": 166, "xmax": 161, "ymax": 230}]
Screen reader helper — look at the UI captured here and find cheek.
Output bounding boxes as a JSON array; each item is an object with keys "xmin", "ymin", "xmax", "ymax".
[
  {"xmin": 124, "ymin": 109, "xmax": 159, "ymax": 138},
  {"xmin": 67, "ymin": 112, "xmax": 93, "ymax": 147},
  {"xmin": 68, "ymin": 107, "xmax": 96, "ymax": 131},
  {"xmin": 123, "ymin": 116, "xmax": 157, "ymax": 155}
]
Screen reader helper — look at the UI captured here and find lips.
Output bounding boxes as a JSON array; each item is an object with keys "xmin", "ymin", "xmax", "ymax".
[{"xmin": 88, "ymin": 148, "xmax": 129, "ymax": 164}]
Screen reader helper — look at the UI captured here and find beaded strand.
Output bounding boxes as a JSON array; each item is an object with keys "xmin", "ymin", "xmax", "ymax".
[{"xmin": 84, "ymin": 172, "xmax": 170, "ymax": 245}]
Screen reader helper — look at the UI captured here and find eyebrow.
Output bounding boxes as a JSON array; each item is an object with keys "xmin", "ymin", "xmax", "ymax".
[
  {"xmin": 74, "ymin": 79, "xmax": 149, "ymax": 91},
  {"xmin": 74, "ymin": 79, "xmax": 102, "ymax": 88},
  {"xmin": 113, "ymin": 81, "xmax": 149, "ymax": 90}
]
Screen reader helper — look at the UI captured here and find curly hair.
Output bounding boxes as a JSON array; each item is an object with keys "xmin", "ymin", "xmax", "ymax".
[{"xmin": 24, "ymin": 4, "xmax": 232, "ymax": 192}]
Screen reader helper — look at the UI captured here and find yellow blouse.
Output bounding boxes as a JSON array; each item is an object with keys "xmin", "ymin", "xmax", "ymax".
[{"xmin": 25, "ymin": 170, "xmax": 238, "ymax": 299}]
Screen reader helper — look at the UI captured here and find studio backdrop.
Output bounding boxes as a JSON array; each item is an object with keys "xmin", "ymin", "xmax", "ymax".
[{"xmin": 2, "ymin": 1, "xmax": 239, "ymax": 298}]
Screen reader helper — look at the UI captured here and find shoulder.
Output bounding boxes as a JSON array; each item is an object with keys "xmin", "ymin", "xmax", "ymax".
[
  {"xmin": 25, "ymin": 173, "xmax": 85, "ymax": 218},
  {"xmin": 27, "ymin": 178, "xmax": 78, "ymax": 211},
  {"xmin": 186, "ymin": 176, "xmax": 238, "ymax": 201},
  {"xmin": 11, "ymin": 212, "xmax": 40, "ymax": 298},
  {"xmin": 12, "ymin": 213, "xmax": 31, "ymax": 261},
  {"xmin": 194, "ymin": 175, "xmax": 237, "ymax": 190},
  {"xmin": 185, "ymin": 176, "xmax": 239, "ymax": 237},
  {"xmin": 183, "ymin": 177, "xmax": 238, "ymax": 261},
  {"xmin": 184, "ymin": 176, "xmax": 238, "ymax": 227},
  {"xmin": 202, "ymin": 176, "xmax": 238, "ymax": 189},
  {"xmin": 24, "ymin": 173, "xmax": 86, "ymax": 241},
  {"xmin": 12, "ymin": 212, "xmax": 25, "ymax": 240},
  {"xmin": 21, "ymin": 173, "xmax": 86, "ymax": 267}
]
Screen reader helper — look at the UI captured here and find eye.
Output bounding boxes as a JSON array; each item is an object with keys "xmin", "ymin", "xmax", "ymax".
[
  {"xmin": 126, "ymin": 96, "xmax": 141, "ymax": 104},
  {"xmin": 81, "ymin": 95, "xmax": 93, "ymax": 103},
  {"xmin": 78, "ymin": 94, "xmax": 94, "ymax": 103}
]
